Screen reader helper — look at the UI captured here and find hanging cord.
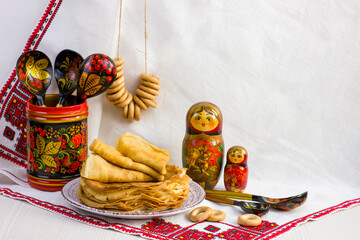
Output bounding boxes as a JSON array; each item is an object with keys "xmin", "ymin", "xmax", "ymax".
[
  {"xmin": 107, "ymin": 0, "xmax": 160, "ymax": 121},
  {"xmin": 117, "ymin": 0, "xmax": 123, "ymax": 58},
  {"xmin": 144, "ymin": 0, "xmax": 148, "ymax": 73},
  {"xmin": 118, "ymin": 0, "xmax": 147, "ymax": 72}
]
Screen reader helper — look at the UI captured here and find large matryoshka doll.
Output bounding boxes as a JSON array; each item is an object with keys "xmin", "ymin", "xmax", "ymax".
[
  {"xmin": 224, "ymin": 146, "xmax": 248, "ymax": 192},
  {"xmin": 182, "ymin": 102, "xmax": 224, "ymax": 190}
]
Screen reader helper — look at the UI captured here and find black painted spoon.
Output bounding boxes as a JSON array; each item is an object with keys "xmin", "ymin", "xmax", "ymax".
[
  {"xmin": 205, "ymin": 190, "xmax": 308, "ymax": 210},
  {"xmin": 206, "ymin": 194, "xmax": 270, "ymax": 216},
  {"xmin": 54, "ymin": 49, "xmax": 83, "ymax": 107},
  {"xmin": 16, "ymin": 50, "xmax": 53, "ymax": 106},
  {"xmin": 76, "ymin": 53, "xmax": 116, "ymax": 104}
]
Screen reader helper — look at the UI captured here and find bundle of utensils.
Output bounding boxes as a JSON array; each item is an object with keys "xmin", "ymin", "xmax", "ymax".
[
  {"xmin": 205, "ymin": 189, "xmax": 308, "ymax": 216},
  {"xmin": 15, "ymin": 49, "xmax": 117, "ymax": 107}
]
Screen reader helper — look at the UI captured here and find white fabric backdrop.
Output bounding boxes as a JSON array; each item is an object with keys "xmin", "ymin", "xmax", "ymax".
[
  {"xmin": 1, "ymin": 0, "xmax": 360, "ymax": 228},
  {"xmin": 97, "ymin": 0, "xmax": 360, "ymax": 220}
]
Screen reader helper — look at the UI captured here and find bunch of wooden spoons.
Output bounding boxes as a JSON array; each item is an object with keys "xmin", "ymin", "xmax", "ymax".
[
  {"xmin": 106, "ymin": 57, "xmax": 161, "ymax": 121},
  {"xmin": 16, "ymin": 50, "xmax": 116, "ymax": 107}
]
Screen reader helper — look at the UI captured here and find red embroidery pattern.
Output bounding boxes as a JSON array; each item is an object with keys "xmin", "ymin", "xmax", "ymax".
[
  {"xmin": 142, "ymin": 219, "xmax": 181, "ymax": 235},
  {"xmin": 16, "ymin": 130, "xmax": 28, "ymax": 156},
  {"xmin": 177, "ymin": 229, "xmax": 215, "ymax": 240},
  {"xmin": 0, "ymin": 0, "xmax": 62, "ymax": 167},
  {"xmin": 3, "ymin": 127, "xmax": 15, "ymax": 140},
  {"xmin": 217, "ymin": 228, "xmax": 257, "ymax": 240},
  {"xmin": 142, "ymin": 219, "xmax": 279, "ymax": 240},
  {"xmin": 204, "ymin": 225, "xmax": 220, "ymax": 233},
  {"xmin": 4, "ymin": 95, "xmax": 27, "ymax": 130},
  {"xmin": 1, "ymin": 185, "xmax": 360, "ymax": 240}
]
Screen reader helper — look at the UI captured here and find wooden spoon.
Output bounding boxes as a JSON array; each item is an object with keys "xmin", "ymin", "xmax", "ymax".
[
  {"xmin": 206, "ymin": 193, "xmax": 270, "ymax": 216},
  {"xmin": 205, "ymin": 190, "xmax": 308, "ymax": 210},
  {"xmin": 16, "ymin": 50, "xmax": 53, "ymax": 106},
  {"xmin": 54, "ymin": 49, "xmax": 83, "ymax": 107},
  {"xmin": 76, "ymin": 53, "xmax": 116, "ymax": 104}
]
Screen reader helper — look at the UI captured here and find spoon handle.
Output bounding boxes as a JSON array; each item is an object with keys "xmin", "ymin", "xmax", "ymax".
[
  {"xmin": 205, "ymin": 190, "xmax": 253, "ymax": 201},
  {"xmin": 206, "ymin": 194, "xmax": 247, "ymax": 212},
  {"xmin": 206, "ymin": 193, "xmax": 269, "ymax": 216},
  {"xmin": 36, "ymin": 96, "xmax": 46, "ymax": 107},
  {"xmin": 56, "ymin": 96, "xmax": 66, "ymax": 107},
  {"xmin": 205, "ymin": 190, "xmax": 308, "ymax": 211},
  {"xmin": 206, "ymin": 193, "xmax": 235, "ymax": 205}
]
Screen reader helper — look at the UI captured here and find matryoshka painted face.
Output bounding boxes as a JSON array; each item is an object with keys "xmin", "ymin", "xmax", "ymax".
[
  {"xmin": 190, "ymin": 107, "xmax": 219, "ymax": 132},
  {"xmin": 186, "ymin": 102, "xmax": 222, "ymax": 134},
  {"xmin": 227, "ymin": 146, "xmax": 247, "ymax": 164}
]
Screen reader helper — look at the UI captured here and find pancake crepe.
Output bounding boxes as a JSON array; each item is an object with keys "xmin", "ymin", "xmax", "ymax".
[
  {"xmin": 81, "ymin": 153, "xmax": 156, "ymax": 182},
  {"xmin": 116, "ymin": 132, "xmax": 170, "ymax": 174},
  {"xmin": 78, "ymin": 133, "xmax": 191, "ymax": 213},
  {"xmin": 78, "ymin": 165, "xmax": 191, "ymax": 212},
  {"xmin": 89, "ymin": 138, "xmax": 164, "ymax": 181}
]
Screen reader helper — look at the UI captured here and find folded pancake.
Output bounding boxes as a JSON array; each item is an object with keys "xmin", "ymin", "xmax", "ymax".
[
  {"xmin": 116, "ymin": 132, "xmax": 170, "ymax": 174},
  {"xmin": 77, "ymin": 165, "xmax": 191, "ymax": 212},
  {"xmin": 89, "ymin": 138, "xmax": 164, "ymax": 181},
  {"xmin": 81, "ymin": 153, "xmax": 156, "ymax": 182}
]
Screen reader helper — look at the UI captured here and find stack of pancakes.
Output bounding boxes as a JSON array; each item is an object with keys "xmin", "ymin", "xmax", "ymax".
[{"xmin": 77, "ymin": 132, "xmax": 191, "ymax": 213}]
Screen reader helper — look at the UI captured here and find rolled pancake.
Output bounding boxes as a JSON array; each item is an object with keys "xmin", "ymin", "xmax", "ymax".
[
  {"xmin": 89, "ymin": 138, "xmax": 164, "ymax": 181},
  {"xmin": 81, "ymin": 153, "xmax": 156, "ymax": 182},
  {"xmin": 83, "ymin": 165, "xmax": 189, "ymax": 191},
  {"xmin": 116, "ymin": 132, "xmax": 170, "ymax": 174}
]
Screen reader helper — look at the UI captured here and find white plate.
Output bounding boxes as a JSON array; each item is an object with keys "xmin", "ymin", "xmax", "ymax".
[{"xmin": 61, "ymin": 178, "xmax": 205, "ymax": 219}]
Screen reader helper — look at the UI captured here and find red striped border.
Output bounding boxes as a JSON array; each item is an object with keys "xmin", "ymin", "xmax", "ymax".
[
  {"xmin": 23, "ymin": 0, "xmax": 62, "ymax": 53},
  {"xmin": 0, "ymin": 0, "xmax": 62, "ymax": 166},
  {"xmin": 0, "ymin": 187, "xmax": 168, "ymax": 240},
  {"xmin": 0, "ymin": 185, "xmax": 359, "ymax": 240},
  {"xmin": 0, "ymin": 0, "xmax": 62, "ymax": 113}
]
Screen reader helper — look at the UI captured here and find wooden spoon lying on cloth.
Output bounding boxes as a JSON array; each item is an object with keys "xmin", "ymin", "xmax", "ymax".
[
  {"xmin": 205, "ymin": 190, "xmax": 308, "ymax": 211},
  {"xmin": 206, "ymin": 194, "xmax": 270, "ymax": 216}
]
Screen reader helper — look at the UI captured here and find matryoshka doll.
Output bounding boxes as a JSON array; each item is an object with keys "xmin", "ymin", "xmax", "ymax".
[
  {"xmin": 182, "ymin": 102, "xmax": 224, "ymax": 190},
  {"xmin": 224, "ymin": 146, "xmax": 248, "ymax": 192}
]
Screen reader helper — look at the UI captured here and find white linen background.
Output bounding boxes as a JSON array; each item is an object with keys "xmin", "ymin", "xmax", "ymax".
[
  {"xmin": 1, "ymin": 0, "xmax": 360, "ymax": 229},
  {"xmin": 96, "ymin": 0, "xmax": 360, "ymax": 223}
]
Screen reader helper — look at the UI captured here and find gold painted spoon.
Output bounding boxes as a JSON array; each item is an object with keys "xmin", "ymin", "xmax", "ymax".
[{"xmin": 16, "ymin": 50, "xmax": 53, "ymax": 106}]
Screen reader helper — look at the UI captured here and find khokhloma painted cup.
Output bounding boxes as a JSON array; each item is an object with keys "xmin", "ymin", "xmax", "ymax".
[{"xmin": 26, "ymin": 94, "xmax": 88, "ymax": 191}]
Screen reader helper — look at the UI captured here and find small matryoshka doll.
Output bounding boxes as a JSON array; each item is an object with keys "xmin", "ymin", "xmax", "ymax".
[
  {"xmin": 224, "ymin": 146, "xmax": 248, "ymax": 192},
  {"xmin": 182, "ymin": 102, "xmax": 224, "ymax": 190}
]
